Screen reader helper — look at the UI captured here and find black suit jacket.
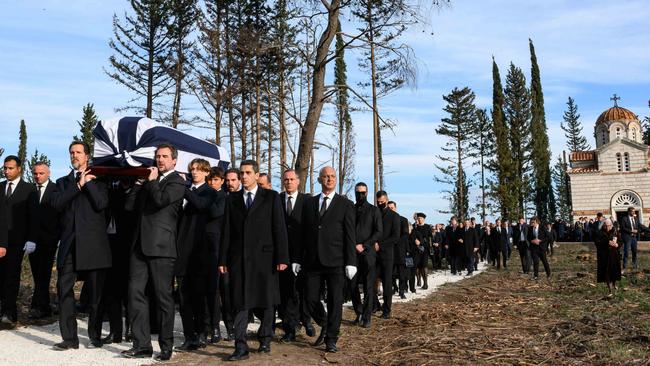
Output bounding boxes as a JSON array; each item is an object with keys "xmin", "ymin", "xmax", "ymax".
[
  {"xmin": 493, "ymin": 226, "xmax": 509, "ymax": 252},
  {"xmin": 394, "ymin": 215, "xmax": 410, "ymax": 264},
  {"xmin": 513, "ymin": 223, "xmax": 529, "ymax": 245},
  {"xmin": 298, "ymin": 193, "xmax": 356, "ymax": 269},
  {"xmin": 219, "ymin": 187, "xmax": 289, "ymax": 309},
  {"xmin": 51, "ymin": 172, "xmax": 111, "ymax": 270},
  {"xmin": 175, "ymin": 184, "xmax": 217, "ymax": 276},
  {"xmin": 527, "ymin": 225, "xmax": 548, "ymax": 251},
  {"xmin": 125, "ymin": 171, "xmax": 186, "ymax": 258},
  {"xmin": 354, "ymin": 201, "xmax": 383, "ymax": 257},
  {"xmin": 378, "ymin": 208, "xmax": 400, "ymax": 257},
  {"xmin": 619, "ymin": 215, "xmax": 640, "ymax": 240},
  {"xmin": 280, "ymin": 191, "xmax": 309, "ymax": 263},
  {"xmin": 461, "ymin": 227, "xmax": 479, "ymax": 258},
  {"xmin": 205, "ymin": 188, "xmax": 226, "ymax": 272},
  {"xmin": 444, "ymin": 225, "xmax": 462, "ymax": 256},
  {"xmin": 27, "ymin": 180, "xmax": 60, "ymax": 247},
  {"xmin": 0, "ymin": 179, "xmax": 37, "ymax": 248}
]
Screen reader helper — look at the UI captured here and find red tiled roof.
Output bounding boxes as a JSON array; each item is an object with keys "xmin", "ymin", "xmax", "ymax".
[
  {"xmin": 596, "ymin": 106, "xmax": 639, "ymax": 125},
  {"xmin": 569, "ymin": 166, "xmax": 599, "ymax": 174},
  {"xmin": 570, "ymin": 151, "xmax": 596, "ymax": 161}
]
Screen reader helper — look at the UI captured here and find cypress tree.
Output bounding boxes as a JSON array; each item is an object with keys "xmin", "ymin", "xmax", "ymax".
[
  {"xmin": 528, "ymin": 39, "xmax": 553, "ymax": 221},
  {"xmin": 0, "ymin": 147, "xmax": 4, "ymax": 179},
  {"xmin": 504, "ymin": 62, "xmax": 531, "ymax": 218},
  {"xmin": 642, "ymin": 100, "xmax": 650, "ymax": 145},
  {"xmin": 561, "ymin": 96, "xmax": 590, "ymax": 151},
  {"xmin": 435, "ymin": 87, "xmax": 477, "ymax": 221},
  {"xmin": 74, "ymin": 103, "xmax": 99, "ymax": 154},
  {"xmin": 489, "ymin": 59, "xmax": 516, "ymax": 220},
  {"xmin": 18, "ymin": 119, "xmax": 27, "ymax": 177}
]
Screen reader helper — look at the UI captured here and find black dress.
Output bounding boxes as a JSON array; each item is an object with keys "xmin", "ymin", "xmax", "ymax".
[{"xmin": 594, "ymin": 227, "xmax": 622, "ymax": 283}]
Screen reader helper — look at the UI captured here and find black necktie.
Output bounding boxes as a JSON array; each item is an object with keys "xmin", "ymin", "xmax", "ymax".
[
  {"xmin": 192, "ymin": 186, "xmax": 197, "ymax": 192},
  {"xmin": 75, "ymin": 172, "xmax": 81, "ymax": 182},
  {"xmin": 37, "ymin": 184, "xmax": 43, "ymax": 203},
  {"xmin": 320, "ymin": 196, "xmax": 329, "ymax": 217},
  {"xmin": 246, "ymin": 192, "xmax": 253, "ymax": 209},
  {"xmin": 6, "ymin": 182, "xmax": 13, "ymax": 197},
  {"xmin": 286, "ymin": 195, "xmax": 293, "ymax": 216}
]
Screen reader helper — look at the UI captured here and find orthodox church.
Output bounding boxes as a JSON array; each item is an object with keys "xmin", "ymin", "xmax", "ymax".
[{"xmin": 568, "ymin": 96, "xmax": 648, "ymax": 224}]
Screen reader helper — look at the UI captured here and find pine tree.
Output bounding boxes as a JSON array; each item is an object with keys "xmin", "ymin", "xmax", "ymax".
[
  {"xmin": 561, "ymin": 96, "xmax": 590, "ymax": 151},
  {"xmin": 468, "ymin": 109, "xmax": 493, "ymax": 222},
  {"xmin": 168, "ymin": 0, "xmax": 198, "ymax": 128},
  {"xmin": 435, "ymin": 87, "xmax": 477, "ymax": 221},
  {"xmin": 552, "ymin": 154, "xmax": 571, "ymax": 221},
  {"xmin": 504, "ymin": 63, "xmax": 531, "ymax": 218},
  {"xmin": 105, "ymin": 0, "xmax": 174, "ymax": 118},
  {"xmin": 18, "ymin": 119, "xmax": 27, "ymax": 177},
  {"xmin": 25, "ymin": 149, "xmax": 51, "ymax": 183},
  {"xmin": 529, "ymin": 39, "xmax": 553, "ymax": 222},
  {"xmin": 489, "ymin": 59, "xmax": 516, "ymax": 220},
  {"xmin": 74, "ymin": 103, "xmax": 99, "ymax": 154},
  {"xmin": 334, "ymin": 23, "xmax": 355, "ymax": 195}
]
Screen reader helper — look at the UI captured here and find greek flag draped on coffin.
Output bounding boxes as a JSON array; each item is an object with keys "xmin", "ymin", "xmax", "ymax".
[{"xmin": 93, "ymin": 116, "xmax": 230, "ymax": 172}]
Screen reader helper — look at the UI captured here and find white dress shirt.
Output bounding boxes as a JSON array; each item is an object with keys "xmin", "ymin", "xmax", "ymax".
[
  {"xmin": 36, "ymin": 180, "xmax": 49, "ymax": 203},
  {"xmin": 319, "ymin": 191, "xmax": 336, "ymax": 211},
  {"xmin": 243, "ymin": 185, "xmax": 259, "ymax": 206},
  {"xmin": 5, "ymin": 176, "xmax": 20, "ymax": 196}
]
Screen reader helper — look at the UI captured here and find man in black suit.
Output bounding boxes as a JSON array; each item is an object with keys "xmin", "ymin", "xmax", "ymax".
[
  {"xmin": 445, "ymin": 217, "xmax": 462, "ymax": 275},
  {"xmin": 351, "ymin": 182, "xmax": 382, "ymax": 328},
  {"xmin": 492, "ymin": 219, "xmax": 508, "ymax": 270},
  {"xmin": 175, "ymin": 159, "xmax": 217, "ymax": 351},
  {"xmin": 620, "ymin": 207, "xmax": 639, "ymax": 272},
  {"xmin": 0, "ymin": 155, "xmax": 37, "ymax": 325},
  {"xmin": 204, "ymin": 167, "xmax": 227, "ymax": 344},
  {"xmin": 221, "ymin": 167, "xmax": 241, "ymax": 340},
  {"xmin": 294, "ymin": 166, "xmax": 357, "ymax": 353},
  {"xmin": 388, "ymin": 201, "xmax": 409, "ymax": 299},
  {"xmin": 527, "ymin": 217, "xmax": 551, "ymax": 280},
  {"xmin": 122, "ymin": 144, "xmax": 186, "ymax": 361},
  {"xmin": 278, "ymin": 169, "xmax": 316, "ymax": 342},
  {"xmin": 219, "ymin": 159, "xmax": 289, "ymax": 361},
  {"xmin": 374, "ymin": 191, "xmax": 400, "ymax": 319},
  {"xmin": 50, "ymin": 142, "xmax": 112, "ymax": 349},
  {"xmin": 513, "ymin": 217, "xmax": 531, "ymax": 274},
  {"xmin": 27, "ymin": 162, "xmax": 60, "ymax": 319},
  {"xmin": 460, "ymin": 218, "xmax": 480, "ymax": 275}
]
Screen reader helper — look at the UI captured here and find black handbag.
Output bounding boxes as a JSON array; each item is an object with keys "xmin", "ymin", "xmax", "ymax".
[{"xmin": 405, "ymin": 255, "xmax": 415, "ymax": 268}]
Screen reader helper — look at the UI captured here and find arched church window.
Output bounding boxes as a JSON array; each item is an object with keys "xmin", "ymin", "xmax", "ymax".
[
  {"xmin": 624, "ymin": 152, "xmax": 630, "ymax": 171},
  {"xmin": 631, "ymin": 127, "xmax": 637, "ymax": 141},
  {"xmin": 616, "ymin": 127, "xmax": 622, "ymax": 138},
  {"xmin": 616, "ymin": 153, "xmax": 622, "ymax": 172},
  {"xmin": 601, "ymin": 129, "xmax": 607, "ymax": 145}
]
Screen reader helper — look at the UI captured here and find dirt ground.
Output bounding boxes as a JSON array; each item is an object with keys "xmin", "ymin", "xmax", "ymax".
[{"xmin": 8, "ymin": 243, "xmax": 650, "ymax": 365}]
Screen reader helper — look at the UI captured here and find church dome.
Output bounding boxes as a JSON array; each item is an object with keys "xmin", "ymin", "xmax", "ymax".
[{"xmin": 596, "ymin": 105, "xmax": 639, "ymax": 126}]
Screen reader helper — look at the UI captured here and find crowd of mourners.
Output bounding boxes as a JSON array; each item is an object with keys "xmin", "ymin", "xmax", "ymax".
[{"xmin": 0, "ymin": 141, "xmax": 643, "ymax": 362}]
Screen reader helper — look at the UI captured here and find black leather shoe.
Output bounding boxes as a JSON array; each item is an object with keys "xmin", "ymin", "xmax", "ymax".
[
  {"xmin": 121, "ymin": 347, "xmax": 153, "ymax": 358},
  {"xmin": 280, "ymin": 332, "xmax": 296, "ymax": 343},
  {"xmin": 210, "ymin": 329, "xmax": 222, "ymax": 344},
  {"xmin": 155, "ymin": 350, "xmax": 172, "ymax": 361},
  {"xmin": 258, "ymin": 342, "xmax": 271, "ymax": 353},
  {"xmin": 400, "ymin": 294, "xmax": 407, "ymax": 299},
  {"xmin": 174, "ymin": 340, "xmax": 199, "ymax": 352},
  {"xmin": 227, "ymin": 349, "xmax": 250, "ymax": 361},
  {"xmin": 325, "ymin": 341, "xmax": 338, "ymax": 353},
  {"xmin": 86, "ymin": 339, "xmax": 103, "ymax": 349},
  {"xmin": 312, "ymin": 327, "xmax": 326, "ymax": 346},
  {"xmin": 53, "ymin": 341, "xmax": 79, "ymax": 350},
  {"xmin": 198, "ymin": 334, "xmax": 208, "ymax": 348},
  {"xmin": 124, "ymin": 328, "xmax": 133, "ymax": 342},
  {"xmin": 304, "ymin": 323, "xmax": 315, "ymax": 337},
  {"xmin": 381, "ymin": 312, "xmax": 390, "ymax": 319},
  {"xmin": 354, "ymin": 314, "xmax": 362, "ymax": 325},
  {"xmin": 362, "ymin": 319, "xmax": 371, "ymax": 328},
  {"xmin": 101, "ymin": 333, "xmax": 122, "ymax": 344}
]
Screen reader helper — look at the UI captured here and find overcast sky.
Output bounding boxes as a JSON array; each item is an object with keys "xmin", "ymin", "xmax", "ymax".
[{"xmin": 1, "ymin": 0, "xmax": 649, "ymax": 223}]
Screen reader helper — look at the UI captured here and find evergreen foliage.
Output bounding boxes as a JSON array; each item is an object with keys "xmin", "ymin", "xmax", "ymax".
[
  {"xmin": 25, "ymin": 149, "xmax": 51, "ymax": 183},
  {"xmin": 18, "ymin": 119, "xmax": 27, "ymax": 177},
  {"xmin": 334, "ymin": 23, "xmax": 355, "ymax": 195},
  {"xmin": 561, "ymin": 96, "xmax": 590, "ymax": 151},
  {"xmin": 74, "ymin": 103, "xmax": 99, "ymax": 155},
  {"xmin": 552, "ymin": 154, "xmax": 572, "ymax": 222}
]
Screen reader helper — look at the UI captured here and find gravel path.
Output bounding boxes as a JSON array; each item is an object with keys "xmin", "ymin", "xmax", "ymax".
[{"xmin": 0, "ymin": 262, "xmax": 487, "ymax": 366}]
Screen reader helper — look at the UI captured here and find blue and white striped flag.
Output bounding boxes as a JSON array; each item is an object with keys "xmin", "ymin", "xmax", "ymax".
[{"xmin": 93, "ymin": 116, "xmax": 230, "ymax": 172}]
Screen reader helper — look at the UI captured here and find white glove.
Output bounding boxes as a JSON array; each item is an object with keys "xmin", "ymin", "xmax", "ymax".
[
  {"xmin": 23, "ymin": 241, "xmax": 37, "ymax": 254},
  {"xmin": 345, "ymin": 265, "xmax": 357, "ymax": 280},
  {"xmin": 291, "ymin": 263, "xmax": 301, "ymax": 276}
]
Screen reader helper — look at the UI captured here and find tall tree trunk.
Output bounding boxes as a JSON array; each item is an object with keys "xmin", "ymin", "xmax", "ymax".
[
  {"xmin": 294, "ymin": 0, "xmax": 340, "ymax": 191},
  {"xmin": 267, "ymin": 80, "xmax": 273, "ymax": 176},
  {"xmin": 457, "ymin": 130, "xmax": 464, "ymax": 220},
  {"xmin": 241, "ymin": 91, "xmax": 247, "ymax": 159},
  {"xmin": 171, "ymin": 55, "xmax": 183, "ymax": 128},
  {"xmin": 146, "ymin": 32, "xmax": 154, "ymax": 118},
  {"xmin": 279, "ymin": 67, "xmax": 287, "ymax": 169},
  {"xmin": 367, "ymin": 1, "xmax": 381, "ymax": 195},
  {"xmin": 255, "ymin": 79, "xmax": 262, "ymax": 165}
]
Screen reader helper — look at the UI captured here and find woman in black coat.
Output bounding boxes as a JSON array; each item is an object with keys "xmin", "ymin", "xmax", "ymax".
[{"xmin": 594, "ymin": 219, "xmax": 622, "ymax": 297}]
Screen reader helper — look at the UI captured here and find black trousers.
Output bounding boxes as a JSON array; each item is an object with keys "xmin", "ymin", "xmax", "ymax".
[
  {"xmin": 517, "ymin": 241, "xmax": 531, "ymax": 273},
  {"xmin": 29, "ymin": 243, "xmax": 57, "ymax": 313},
  {"xmin": 374, "ymin": 251, "xmax": 394, "ymax": 314},
  {"xmin": 531, "ymin": 245, "xmax": 551, "ymax": 278},
  {"xmin": 305, "ymin": 265, "xmax": 344, "ymax": 343},
  {"xmin": 204, "ymin": 270, "xmax": 221, "ymax": 336},
  {"xmin": 128, "ymin": 246, "xmax": 175, "ymax": 352},
  {"xmin": 179, "ymin": 273, "xmax": 208, "ymax": 341},
  {"xmin": 219, "ymin": 272, "xmax": 234, "ymax": 333},
  {"xmin": 233, "ymin": 307, "xmax": 274, "ymax": 352},
  {"xmin": 450, "ymin": 253, "xmax": 463, "ymax": 275},
  {"xmin": 58, "ymin": 249, "xmax": 106, "ymax": 343},
  {"xmin": 278, "ymin": 269, "xmax": 300, "ymax": 333},
  {"xmin": 392, "ymin": 263, "xmax": 407, "ymax": 296},
  {"xmin": 350, "ymin": 253, "xmax": 375, "ymax": 321},
  {"xmin": 99, "ymin": 238, "xmax": 130, "ymax": 336},
  {"xmin": 0, "ymin": 244, "xmax": 24, "ymax": 320},
  {"xmin": 406, "ymin": 265, "xmax": 416, "ymax": 292}
]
